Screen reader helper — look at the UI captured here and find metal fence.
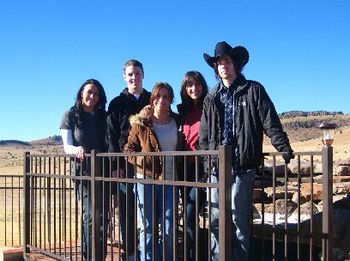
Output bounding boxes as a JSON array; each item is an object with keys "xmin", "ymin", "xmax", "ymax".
[
  {"xmin": 19, "ymin": 146, "xmax": 333, "ymax": 260},
  {"xmin": 0, "ymin": 174, "xmax": 23, "ymax": 247}
]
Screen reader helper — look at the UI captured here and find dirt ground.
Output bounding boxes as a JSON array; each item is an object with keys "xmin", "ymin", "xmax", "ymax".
[{"xmin": 264, "ymin": 126, "xmax": 350, "ymax": 162}]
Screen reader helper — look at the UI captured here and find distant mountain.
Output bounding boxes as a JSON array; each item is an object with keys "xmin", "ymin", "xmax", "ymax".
[
  {"xmin": 0, "ymin": 140, "xmax": 30, "ymax": 146},
  {"xmin": 279, "ymin": 110, "xmax": 344, "ymax": 118},
  {"xmin": 0, "ymin": 135, "xmax": 62, "ymax": 147},
  {"xmin": 30, "ymin": 135, "xmax": 62, "ymax": 145}
]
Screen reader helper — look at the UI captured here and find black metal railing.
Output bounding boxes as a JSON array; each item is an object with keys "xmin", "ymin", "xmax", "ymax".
[
  {"xmin": 20, "ymin": 146, "xmax": 333, "ymax": 261},
  {"xmin": 0, "ymin": 174, "xmax": 23, "ymax": 247}
]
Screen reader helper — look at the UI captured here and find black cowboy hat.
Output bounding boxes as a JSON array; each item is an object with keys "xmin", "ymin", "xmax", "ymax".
[{"xmin": 203, "ymin": 41, "xmax": 249, "ymax": 68}]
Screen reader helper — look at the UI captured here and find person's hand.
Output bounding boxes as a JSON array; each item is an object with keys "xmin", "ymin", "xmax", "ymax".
[
  {"xmin": 282, "ymin": 147, "xmax": 294, "ymax": 164},
  {"xmin": 138, "ymin": 105, "xmax": 153, "ymax": 121},
  {"xmin": 76, "ymin": 146, "xmax": 85, "ymax": 160}
]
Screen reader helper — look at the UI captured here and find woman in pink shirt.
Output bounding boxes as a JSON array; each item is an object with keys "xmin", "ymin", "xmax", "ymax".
[{"xmin": 177, "ymin": 71, "xmax": 208, "ymax": 261}]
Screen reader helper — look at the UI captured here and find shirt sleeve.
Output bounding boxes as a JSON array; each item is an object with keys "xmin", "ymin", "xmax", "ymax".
[{"xmin": 60, "ymin": 129, "xmax": 80, "ymax": 155}]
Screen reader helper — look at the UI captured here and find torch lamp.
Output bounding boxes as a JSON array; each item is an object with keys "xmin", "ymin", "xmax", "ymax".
[{"xmin": 318, "ymin": 122, "xmax": 337, "ymax": 147}]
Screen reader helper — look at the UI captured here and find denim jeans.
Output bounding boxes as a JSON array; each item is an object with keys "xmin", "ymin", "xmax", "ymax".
[
  {"xmin": 136, "ymin": 183, "xmax": 174, "ymax": 261},
  {"xmin": 210, "ymin": 167, "xmax": 256, "ymax": 261},
  {"xmin": 182, "ymin": 160, "xmax": 207, "ymax": 260},
  {"xmin": 116, "ymin": 163, "xmax": 136, "ymax": 260},
  {"xmin": 80, "ymin": 184, "xmax": 92, "ymax": 260},
  {"xmin": 79, "ymin": 182, "xmax": 108, "ymax": 261},
  {"xmin": 118, "ymin": 182, "xmax": 136, "ymax": 258}
]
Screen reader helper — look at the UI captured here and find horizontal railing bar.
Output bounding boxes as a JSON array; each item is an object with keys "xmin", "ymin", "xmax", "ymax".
[
  {"xmin": 0, "ymin": 175, "xmax": 22, "ymax": 178},
  {"xmin": 26, "ymin": 245, "xmax": 70, "ymax": 261}
]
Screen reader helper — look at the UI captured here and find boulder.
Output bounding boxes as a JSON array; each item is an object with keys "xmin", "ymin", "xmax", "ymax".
[
  {"xmin": 264, "ymin": 186, "xmax": 295, "ymax": 200},
  {"xmin": 291, "ymin": 191, "xmax": 308, "ymax": 205},
  {"xmin": 334, "ymin": 164, "xmax": 350, "ymax": 176},
  {"xmin": 289, "ymin": 202, "xmax": 320, "ymax": 222},
  {"xmin": 299, "ymin": 183, "xmax": 323, "ymax": 201},
  {"xmin": 288, "ymin": 159, "xmax": 314, "ymax": 175}
]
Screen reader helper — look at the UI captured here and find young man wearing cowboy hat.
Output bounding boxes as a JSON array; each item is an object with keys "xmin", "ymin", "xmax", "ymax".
[{"xmin": 199, "ymin": 41, "xmax": 294, "ymax": 260}]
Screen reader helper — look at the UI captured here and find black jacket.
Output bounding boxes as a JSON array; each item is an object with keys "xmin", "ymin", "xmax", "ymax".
[
  {"xmin": 199, "ymin": 74, "xmax": 292, "ymax": 170},
  {"xmin": 107, "ymin": 88, "xmax": 151, "ymax": 155}
]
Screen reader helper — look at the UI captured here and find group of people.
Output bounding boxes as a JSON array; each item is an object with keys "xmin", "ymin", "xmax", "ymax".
[{"xmin": 60, "ymin": 41, "xmax": 294, "ymax": 261}]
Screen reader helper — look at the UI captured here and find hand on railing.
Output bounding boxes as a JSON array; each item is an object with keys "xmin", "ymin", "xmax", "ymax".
[
  {"xmin": 76, "ymin": 146, "xmax": 85, "ymax": 160},
  {"xmin": 282, "ymin": 147, "xmax": 294, "ymax": 164}
]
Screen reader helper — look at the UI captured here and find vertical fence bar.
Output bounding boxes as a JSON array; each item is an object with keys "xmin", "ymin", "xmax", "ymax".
[
  {"xmin": 5, "ymin": 174, "xmax": 7, "ymax": 245},
  {"xmin": 47, "ymin": 157, "xmax": 52, "ymax": 252},
  {"xmin": 284, "ymin": 163, "xmax": 288, "ymax": 260},
  {"xmin": 296, "ymin": 155, "xmax": 301, "ymax": 260},
  {"xmin": 90, "ymin": 150, "xmax": 97, "ymax": 260},
  {"xmin": 11, "ymin": 176, "xmax": 14, "ymax": 246},
  {"xmin": 19, "ymin": 175, "xmax": 22, "ymax": 246},
  {"xmin": 322, "ymin": 147, "xmax": 333, "ymax": 261},
  {"xmin": 23, "ymin": 152, "xmax": 31, "ymax": 256},
  {"xmin": 218, "ymin": 145, "xmax": 232, "ymax": 261},
  {"xmin": 272, "ymin": 156, "xmax": 276, "ymax": 260}
]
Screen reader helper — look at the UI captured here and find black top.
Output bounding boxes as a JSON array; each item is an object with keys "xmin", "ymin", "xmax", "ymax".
[{"xmin": 60, "ymin": 106, "xmax": 107, "ymax": 153}]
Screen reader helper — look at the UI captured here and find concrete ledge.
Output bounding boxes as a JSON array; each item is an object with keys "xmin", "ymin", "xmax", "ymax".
[{"xmin": 0, "ymin": 247, "xmax": 23, "ymax": 261}]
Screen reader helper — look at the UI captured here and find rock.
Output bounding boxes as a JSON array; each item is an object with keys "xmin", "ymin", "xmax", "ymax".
[
  {"xmin": 252, "ymin": 205, "xmax": 261, "ymax": 219},
  {"xmin": 263, "ymin": 162, "xmax": 292, "ymax": 176},
  {"xmin": 264, "ymin": 186, "xmax": 295, "ymax": 200},
  {"xmin": 334, "ymin": 182, "xmax": 350, "ymax": 195},
  {"xmin": 334, "ymin": 164, "xmax": 350, "ymax": 176},
  {"xmin": 333, "ymin": 176, "xmax": 350, "ymax": 183},
  {"xmin": 274, "ymin": 199, "xmax": 297, "ymax": 216},
  {"xmin": 300, "ymin": 183, "xmax": 323, "ymax": 201},
  {"xmin": 288, "ymin": 159, "xmax": 314, "ymax": 175},
  {"xmin": 291, "ymin": 191, "xmax": 308, "ymax": 205},
  {"xmin": 313, "ymin": 162, "xmax": 323, "ymax": 174},
  {"xmin": 290, "ymin": 202, "xmax": 320, "ymax": 222},
  {"xmin": 254, "ymin": 200, "xmax": 297, "ymax": 219},
  {"xmin": 253, "ymin": 188, "xmax": 267, "ymax": 202}
]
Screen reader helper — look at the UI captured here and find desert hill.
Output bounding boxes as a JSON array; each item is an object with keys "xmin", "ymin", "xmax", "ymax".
[{"xmin": 263, "ymin": 113, "xmax": 350, "ymax": 162}]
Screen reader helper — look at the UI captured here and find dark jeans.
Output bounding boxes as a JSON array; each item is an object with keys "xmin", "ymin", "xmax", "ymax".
[
  {"xmin": 79, "ymin": 182, "xmax": 109, "ymax": 261},
  {"xmin": 184, "ymin": 160, "xmax": 206, "ymax": 261},
  {"xmin": 186, "ymin": 185, "xmax": 206, "ymax": 260},
  {"xmin": 116, "ymin": 163, "xmax": 136, "ymax": 259}
]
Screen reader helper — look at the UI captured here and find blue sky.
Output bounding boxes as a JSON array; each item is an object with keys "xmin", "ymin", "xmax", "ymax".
[{"xmin": 1, "ymin": 1, "xmax": 349, "ymax": 141}]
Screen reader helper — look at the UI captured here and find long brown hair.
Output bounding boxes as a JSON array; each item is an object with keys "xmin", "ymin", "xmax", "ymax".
[
  {"xmin": 150, "ymin": 82, "xmax": 174, "ymax": 106},
  {"xmin": 180, "ymin": 71, "xmax": 208, "ymax": 108}
]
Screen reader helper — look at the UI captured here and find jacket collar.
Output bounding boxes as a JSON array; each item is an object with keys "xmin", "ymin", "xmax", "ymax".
[{"xmin": 211, "ymin": 74, "xmax": 249, "ymax": 96}]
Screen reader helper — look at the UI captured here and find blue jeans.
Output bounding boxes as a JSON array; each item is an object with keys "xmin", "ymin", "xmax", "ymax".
[
  {"xmin": 80, "ymin": 184, "xmax": 92, "ymax": 260},
  {"xmin": 210, "ymin": 167, "xmax": 256, "ymax": 261},
  {"xmin": 79, "ymin": 182, "xmax": 108, "ymax": 261},
  {"xmin": 136, "ymin": 183, "xmax": 175, "ymax": 261}
]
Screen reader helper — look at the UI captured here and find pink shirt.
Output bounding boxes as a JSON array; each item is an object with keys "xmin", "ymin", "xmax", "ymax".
[{"xmin": 183, "ymin": 107, "xmax": 202, "ymax": 151}]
